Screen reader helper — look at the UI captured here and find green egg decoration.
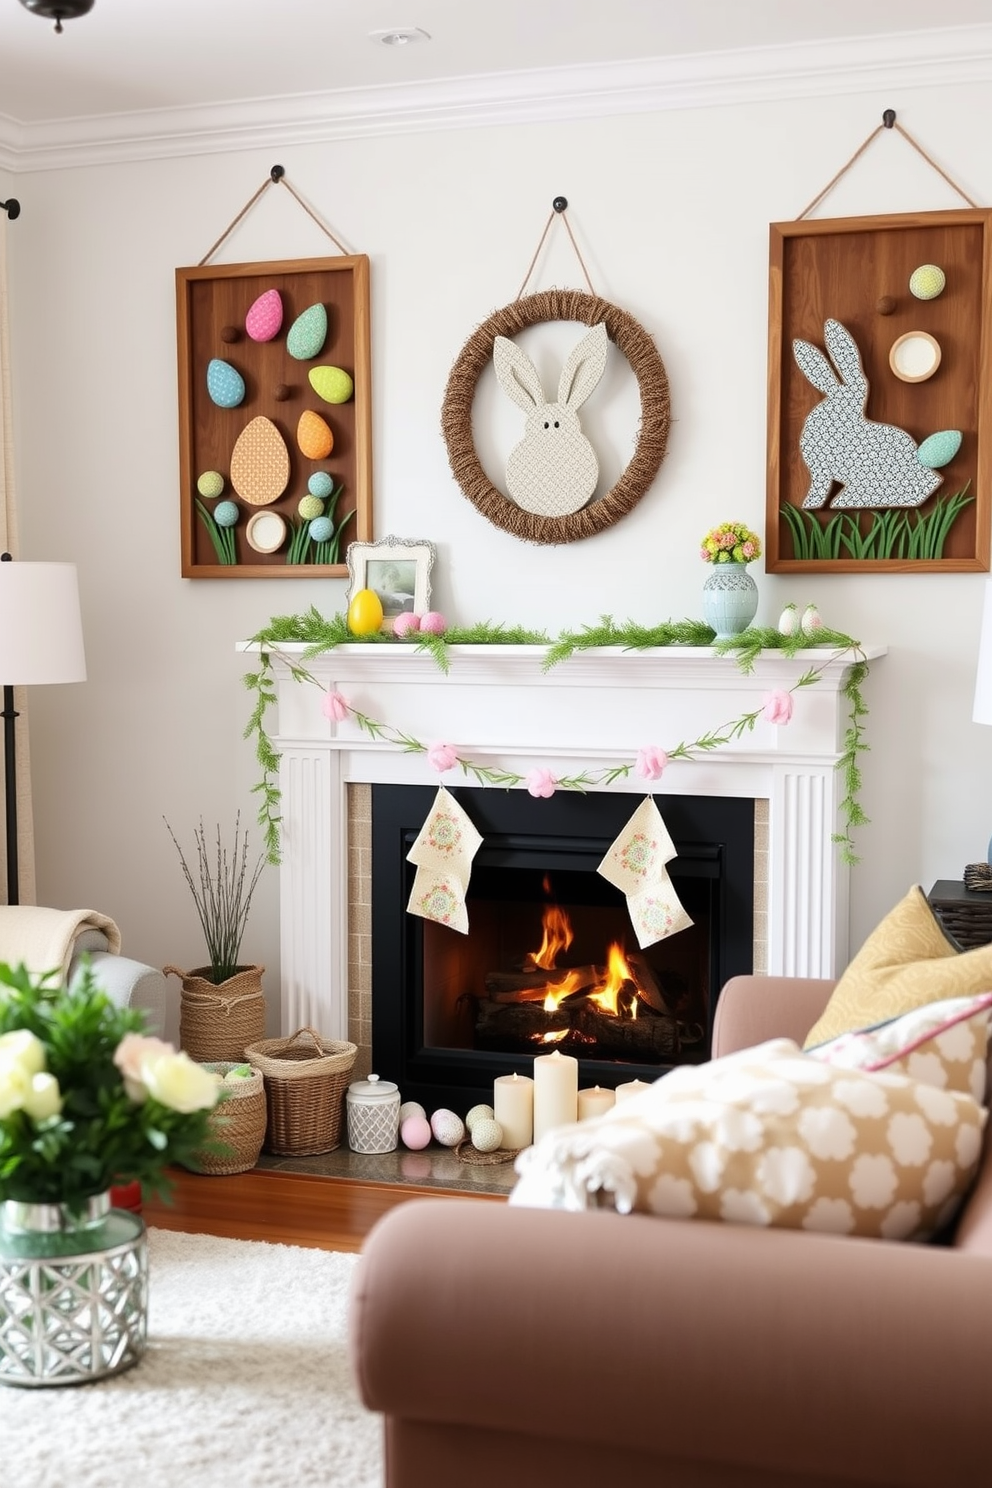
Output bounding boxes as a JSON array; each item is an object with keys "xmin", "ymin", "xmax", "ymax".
[
  {"xmin": 909, "ymin": 264, "xmax": 946, "ymax": 300},
  {"xmin": 917, "ymin": 429, "xmax": 962, "ymax": 469},
  {"xmin": 206, "ymin": 358, "xmax": 246, "ymax": 408},
  {"xmin": 298, "ymin": 495, "xmax": 324, "ymax": 520},
  {"xmin": 287, "ymin": 303, "xmax": 328, "ymax": 361},
  {"xmin": 309, "ymin": 365, "xmax": 354, "ymax": 405},
  {"xmin": 196, "ymin": 470, "xmax": 225, "ymax": 499}
]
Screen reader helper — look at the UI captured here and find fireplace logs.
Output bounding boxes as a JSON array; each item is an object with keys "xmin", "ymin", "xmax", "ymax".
[{"xmin": 474, "ymin": 994, "xmax": 681, "ymax": 1057}]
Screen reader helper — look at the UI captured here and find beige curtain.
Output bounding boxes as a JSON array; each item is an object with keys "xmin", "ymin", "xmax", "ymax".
[{"xmin": 0, "ymin": 209, "xmax": 36, "ymax": 904}]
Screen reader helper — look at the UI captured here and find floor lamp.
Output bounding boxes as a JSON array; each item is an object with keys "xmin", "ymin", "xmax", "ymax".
[{"xmin": 0, "ymin": 555, "xmax": 87, "ymax": 905}]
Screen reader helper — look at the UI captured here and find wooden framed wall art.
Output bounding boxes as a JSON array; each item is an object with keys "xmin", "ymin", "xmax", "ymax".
[
  {"xmin": 176, "ymin": 256, "xmax": 373, "ymax": 578},
  {"xmin": 766, "ymin": 209, "xmax": 992, "ymax": 572}
]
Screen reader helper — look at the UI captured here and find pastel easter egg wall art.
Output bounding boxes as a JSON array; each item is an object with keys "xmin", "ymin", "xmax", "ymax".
[
  {"xmin": 206, "ymin": 358, "xmax": 246, "ymax": 408},
  {"xmin": 230, "ymin": 416, "xmax": 290, "ymax": 506},
  {"xmin": 297, "ymin": 409, "xmax": 334, "ymax": 460},
  {"xmin": 309, "ymin": 365, "xmax": 354, "ymax": 405},
  {"xmin": 287, "ymin": 303, "xmax": 328, "ymax": 360},
  {"xmin": 245, "ymin": 289, "xmax": 283, "ymax": 342}
]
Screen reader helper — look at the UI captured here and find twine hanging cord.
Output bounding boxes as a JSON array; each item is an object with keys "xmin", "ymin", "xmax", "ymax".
[
  {"xmin": 197, "ymin": 166, "xmax": 350, "ymax": 266},
  {"xmin": 516, "ymin": 198, "xmax": 596, "ymax": 299},
  {"xmin": 797, "ymin": 112, "xmax": 978, "ymax": 219}
]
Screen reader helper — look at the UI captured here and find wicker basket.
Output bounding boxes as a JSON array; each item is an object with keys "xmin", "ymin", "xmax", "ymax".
[
  {"xmin": 244, "ymin": 1027, "xmax": 358, "ymax": 1156},
  {"xmin": 185, "ymin": 1062, "xmax": 267, "ymax": 1176},
  {"xmin": 166, "ymin": 964, "xmax": 266, "ymax": 1063}
]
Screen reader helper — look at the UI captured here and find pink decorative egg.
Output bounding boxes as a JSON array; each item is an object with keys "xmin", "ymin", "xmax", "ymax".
[
  {"xmin": 400, "ymin": 1115, "xmax": 432, "ymax": 1150},
  {"xmin": 245, "ymin": 289, "xmax": 283, "ymax": 343},
  {"xmin": 419, "ymin": 612, "xmax": 447, "ymax": 635},
  {"xmin": 392, "ymin": 612, "xmax": 421, "ymax": 638}
]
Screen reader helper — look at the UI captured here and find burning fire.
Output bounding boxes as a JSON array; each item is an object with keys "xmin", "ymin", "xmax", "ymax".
[
  {"xmin": 587, "ymin": 943, "xmax": 638, "ymax": 1019},
  {"xmin": 525, "ymin": 893, "xmax": 574, "ymax": 972}
]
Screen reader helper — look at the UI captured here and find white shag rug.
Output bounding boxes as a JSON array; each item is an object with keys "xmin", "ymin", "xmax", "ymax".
[{"xmin": 3, "ymin": 1228, "xmax": 383, "ymax": 1488}]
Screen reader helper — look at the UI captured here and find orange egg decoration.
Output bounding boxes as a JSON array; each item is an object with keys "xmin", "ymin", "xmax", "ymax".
[{"xmin": 347, "ymin": 588, "xmax": 384, "ymax": 636}]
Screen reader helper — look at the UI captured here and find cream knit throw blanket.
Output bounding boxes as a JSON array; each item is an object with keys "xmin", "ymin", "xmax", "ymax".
[{"xmin": 0, "ymin": 906, "xmax": 122, "ymax": 981}]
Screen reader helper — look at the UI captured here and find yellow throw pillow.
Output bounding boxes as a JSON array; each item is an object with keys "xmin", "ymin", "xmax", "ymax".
[
  {"xmin": 803, "ymin": 885, "xmax": 992, "ymax": 1050},
  {"xmin": 509, "ymin": 1039, "xmax": 987, "ymax": 1241}
]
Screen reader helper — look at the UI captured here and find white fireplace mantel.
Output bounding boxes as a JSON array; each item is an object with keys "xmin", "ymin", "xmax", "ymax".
[{"xmin": 243, "ymin": 642, "xmax": 886, "ymax": 1037}]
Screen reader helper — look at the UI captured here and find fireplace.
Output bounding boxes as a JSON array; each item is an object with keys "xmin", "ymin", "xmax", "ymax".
[
  {"xmin": 371, "ymin": 784, "xmax": 754, "ymax": 1111},
  {"xmin": 247, "ymin": 639, "xmax": 883, "ymax": 1077}
]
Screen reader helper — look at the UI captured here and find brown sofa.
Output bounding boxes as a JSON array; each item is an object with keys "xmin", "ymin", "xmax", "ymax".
[{"xmin": 349, "ymin": 975, "xmax": 992, "ymax": 1488}]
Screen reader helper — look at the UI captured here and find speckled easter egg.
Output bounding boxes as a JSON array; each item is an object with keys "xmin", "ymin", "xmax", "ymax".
[
  {"xmin": 309, "ymin": 365, "xmax": 354, "ymax": 404},
  {"xmin": 308, "ymin": 471, "xmax": 334, "ymax": 499},
  {"xmin": 909, "ymin": 263, "xmax": 946, "ymax": 300},
  {"xmin": 399, "ymin": 1101, "xmax": 427, "ymax": 1124},
  {"xmin": 206, "ymin": 358, "xmax": 245, "ymax": 408},
  {"xmin": 196, "ymin": 470, "xmax": 225, "ymax": 499},
  {"xmin": 917, "ymin": 429, "xmax": 962, "ymax": 469},
  {"xmin": 245, "ymin": 288, "xmax": 283, "ymax": 342},
  {"xmin": 309, "ymin": 516, "xmax": 333, "ymax": 543},
  {"xmin": 400, "ymin": 1115, "xmax": 432, "ymax": 1150},
  {"xmin": 230, "ymin": 416, "xmax": 290, "ymax": 506},
  {"xmin": 430, "ymin": 1109, "xmax": 465, "ymax": 1148},
  {"xmin": 287, "ymin": 303, "xmax": 328, "ymax": 360},
  {"xmin": 419, "ymin": 612, "xmax": 447, "ymax": 635},
  {"xmin": 213, "ymin": 500, "xmax": 239, "ymax": 528},
  {"xmin": 297, "ymin": 409, "xmax": 334, "ymax": 460},
  {"xmin": 465, "ymin": 1103, "xmax": 495, "ymax": 1132},
  {"xmin": 471, "ymin": 1118, "xmax": 504, "ymax": 1153},
  {"xmin": 392, "ymin": 612, "xmax": 421, "ymax": 639}
]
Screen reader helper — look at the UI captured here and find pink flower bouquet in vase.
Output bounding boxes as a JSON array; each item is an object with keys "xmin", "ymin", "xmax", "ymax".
[{"xmin": 699, "ymin": 521, "xmax": 761, "ymax": 639}]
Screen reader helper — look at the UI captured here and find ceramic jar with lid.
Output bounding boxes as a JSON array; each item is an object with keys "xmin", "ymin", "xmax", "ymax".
[{"xmin": 346, "ymin": 1073, "xmax": 400, "ymax": 1154}]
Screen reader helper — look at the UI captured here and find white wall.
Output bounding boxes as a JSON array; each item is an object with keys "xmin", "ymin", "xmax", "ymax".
[{"xmin": 6, "ymin": 74, "xmax": 992, "ymax": 1037}]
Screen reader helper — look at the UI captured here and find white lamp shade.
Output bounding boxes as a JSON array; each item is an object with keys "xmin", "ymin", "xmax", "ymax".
[{"xmin": 0, "ymin": 561, "xmax": 86, "ymax": 685}]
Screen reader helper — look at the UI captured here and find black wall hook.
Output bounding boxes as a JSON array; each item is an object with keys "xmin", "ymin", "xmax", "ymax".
[
  {"xmin": 0, "ymin": 200, "xmax": 20, "ymax": 220},
  {"xmin": 882, "ymin": 109, "xmax": 896, "ymax": 128},
  {"xmin": 552, "ymin": 196, "xmax": 568, "ymax": 212},
  {"xmin": 270, "ymin": 165, "xmax": 285, "ymax": 182}
]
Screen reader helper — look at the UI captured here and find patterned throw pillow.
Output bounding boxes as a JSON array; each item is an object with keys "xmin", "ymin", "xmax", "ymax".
[
  {"xmin": 803, "ymin": 885, "xmax": 992, "ymax": 1049},
  {"xmin": 510, "ymin": 1039, "xmax": 987, "ymax": 1241},
  {"xmin": 806, "ymin": 992, "xmax": 992, "ymax": 1102}
]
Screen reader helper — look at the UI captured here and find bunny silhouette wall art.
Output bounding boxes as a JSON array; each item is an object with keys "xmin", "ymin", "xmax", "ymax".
[
  {"xmin": 493, "ymin": 321, "xmax": 609, "ymax": 517},
  {"xmin": 792, "ymin": 318, "xmax": 945, "ymax": 510}
]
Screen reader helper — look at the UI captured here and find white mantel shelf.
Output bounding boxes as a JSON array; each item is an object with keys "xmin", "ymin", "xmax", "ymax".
[{"xmin": 241, "ymin": 642, "xmax": 886, "ymax": 1036}]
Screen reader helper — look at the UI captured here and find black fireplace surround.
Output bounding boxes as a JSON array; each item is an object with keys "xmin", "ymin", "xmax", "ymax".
[{"xmin": 371, "ymin": 785, "xmax": 754, "ymax": 1116}]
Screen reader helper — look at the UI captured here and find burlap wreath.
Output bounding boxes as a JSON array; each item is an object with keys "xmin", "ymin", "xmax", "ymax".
[{"xmin": 441, "ymin": 288, "xmax": 671, "ymax": 545}]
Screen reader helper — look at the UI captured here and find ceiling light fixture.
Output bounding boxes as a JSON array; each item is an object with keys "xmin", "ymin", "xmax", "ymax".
[
  {"xmin": 369, "ymin": 27, "xmax": 431, "ymax": 48},
  {"xmin": 19, "ymin": 0, "xmax": 94, "ymax": 34}
]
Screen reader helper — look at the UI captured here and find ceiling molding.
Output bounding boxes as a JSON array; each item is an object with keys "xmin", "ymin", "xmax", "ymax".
[{"xmin": 1, "ymin": 22, "xmax": 991, "ymax": 174}]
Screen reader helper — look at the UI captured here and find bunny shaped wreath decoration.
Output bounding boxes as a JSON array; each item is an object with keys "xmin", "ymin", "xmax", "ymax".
[
  {"xmin": 442, "ymin": 289, "xmax": 671, "ymax": 545},
  {"xmin": 793, "ymin": 318, "xmax": 951, "ymax": 511},
  {"xmin": 493, "ymin": 321, "xmax": 608, "ymax": 517}
]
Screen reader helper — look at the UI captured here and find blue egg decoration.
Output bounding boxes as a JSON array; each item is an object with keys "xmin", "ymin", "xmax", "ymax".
[
  {"xmin": 214, "ymin": 500, "xmax": 240, "ymax": 528},
  {"xmin": 206, "ymin": 358, "xmax": 246, "ymax": 408},
  {"xmin": 917, "ymin": 429, "xmax": 962, "ymax": 469},
  {"xmin": 307, "ymin": 471, "xmax": 334, "ymax": 498},
  {"xmin": 287, "ymin": 303, "xmax": 328, "ymax": 361},
  {"xmin": 309, "ymin": 516, "xmax": 333, "ymax": 543}
]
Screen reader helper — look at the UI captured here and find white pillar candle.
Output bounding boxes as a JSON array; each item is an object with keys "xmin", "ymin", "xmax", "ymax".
[
  {"xmin": 614, "ymin": 1078, "xmax": 652, "ymax": 1104},
  {"xmin": 577, "ymin": 1086, "xmax": 616, "ymax": 1121},
  {"xmin": 533, "ymin": 1050, "xmax": 578, "ymax": 1142},
  {"xmin": 493, "ymin": 1072, "xmax": 534, "ymax": 1149}
]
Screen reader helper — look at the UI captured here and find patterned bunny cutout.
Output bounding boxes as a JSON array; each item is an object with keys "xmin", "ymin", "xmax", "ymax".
[
  {"xmin": 792, "ymin": 319, "xmax": 942, "ymax": 510},
  {"xmin": 493, "ymin": 322, "xmax": 608, "ymax": 517}
]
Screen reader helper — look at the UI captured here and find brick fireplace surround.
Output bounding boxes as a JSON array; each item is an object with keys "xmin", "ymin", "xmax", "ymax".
[{"xmin": 246, "ymin": 642, "xmax": 883, "ymax": 1076}]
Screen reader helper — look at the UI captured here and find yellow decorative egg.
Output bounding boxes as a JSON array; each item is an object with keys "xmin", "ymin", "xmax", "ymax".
[
  {"xmin": 347, "ymin": 588, "xmax": 384, "ymax": 636},
  {"xmin": 309, "ymin": 365, "xmax": 354, "ymax": 404},
  {"xmin": 909, "ymin": 263, "xmax": 946, "ymax": 300}
]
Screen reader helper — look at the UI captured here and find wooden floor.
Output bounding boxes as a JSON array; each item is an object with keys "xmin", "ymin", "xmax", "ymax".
[{"xmin": 143, "ymin": 1166, "xmax": 505, "ymax": 1253}]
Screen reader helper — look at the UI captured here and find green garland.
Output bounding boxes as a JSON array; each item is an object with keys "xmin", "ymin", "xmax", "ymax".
[{"xmin": 243, "ymin": 613, "xmax": 870, "ymax": 868}]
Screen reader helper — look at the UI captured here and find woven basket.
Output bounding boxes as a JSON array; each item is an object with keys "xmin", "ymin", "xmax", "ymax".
[
  {"xmin": 185, "ymin": 1062, "xmax": 267, "ymax": 1176},
  {"xmin": 244, "ymin": 1027, "xmax": 357, "ymax": 1156},
  {"xmin": 166, "ymin": 964, "xmax": 266, "ymax": 1063}
]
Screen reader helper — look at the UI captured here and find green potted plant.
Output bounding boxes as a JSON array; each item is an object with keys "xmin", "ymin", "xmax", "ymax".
[
  {"xmin": 0, "ymin": 960, "xmax": 223, "ymax": 1384},
  {"xmin": 163, "ymin": 816, "xmax": 267, "ymax": 1063}
]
